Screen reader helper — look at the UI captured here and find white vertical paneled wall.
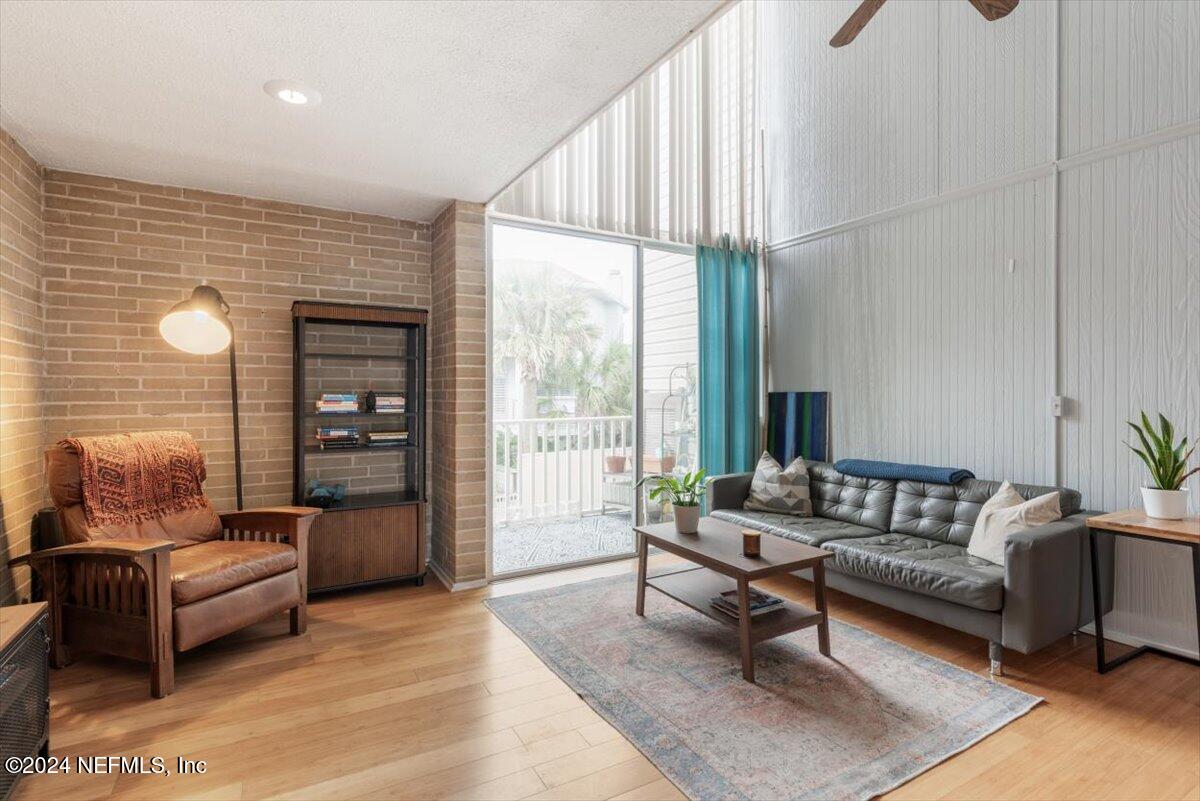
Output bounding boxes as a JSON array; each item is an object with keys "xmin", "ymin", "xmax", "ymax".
[
  {"xmin": 763, "ymin": 0, "xmax": 1200, "ymax": 656},
  {"xmin": 1060, "ymin": 133, "xmax": 1199, "ymax": 651},
  {"xmin": 768, "ymin": 176, "xmax": 1055, "ymax": 484},
  {"xmin": 1059, "ymin": 0, "xmax": 1200, "ymax": 156},
  {"xmin": 759, "ymin": 0, "xmax": 939, "ymax": 236}
]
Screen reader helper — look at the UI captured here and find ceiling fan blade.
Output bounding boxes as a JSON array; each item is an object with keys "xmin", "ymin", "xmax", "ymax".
[
  {"xmin": 967, "ymin": 0, "xmax": 1019, "ymax": 22},
  {"xmin": 830, "ymin": 0, "xmax": 888, "ymax": 48}
]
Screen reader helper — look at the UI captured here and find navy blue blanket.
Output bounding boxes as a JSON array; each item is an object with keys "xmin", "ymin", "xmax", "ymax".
[{"xmin": 833, "ymin": 459, "xmax": 974, "ymax": 485}]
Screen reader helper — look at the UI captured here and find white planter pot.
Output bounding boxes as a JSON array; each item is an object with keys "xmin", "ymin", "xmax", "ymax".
[
  {"xmin": 673, "ymin": 504, "xmax": 700, "ymax": 534},
  {"xmin": 1141, "ymin": 486, "xmax": 1189, "ymax": 520}
]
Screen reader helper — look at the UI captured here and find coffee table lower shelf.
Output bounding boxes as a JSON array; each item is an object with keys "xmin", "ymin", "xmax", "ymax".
[{"xmin": 646, "ymin": 567, "xmax": 823, "ymax": 645}]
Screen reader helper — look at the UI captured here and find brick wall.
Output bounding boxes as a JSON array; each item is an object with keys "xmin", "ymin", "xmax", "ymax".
[
  {"xmin": 430, "ymin": 200, "xmax": 487, "ymax": 584},
  {"xmin": 38, "ymin": 170, "xmax": 431, "ymax": 514},
  {"xmin": 0, "ymin": 125, "xmax": 493, "ymax": 593},
  {"xmin": 0, "ymin": 129, "xmax": 45, "ymax": 604}
]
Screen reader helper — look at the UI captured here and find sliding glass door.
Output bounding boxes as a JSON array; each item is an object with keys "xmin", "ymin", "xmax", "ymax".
[
  {"xmin": 490, "ymin": 222, "xmax": 637, "ymax": 575},
  {"xmin": 488, "ymin": 220, "xmax": 697, "ymax": 577}
]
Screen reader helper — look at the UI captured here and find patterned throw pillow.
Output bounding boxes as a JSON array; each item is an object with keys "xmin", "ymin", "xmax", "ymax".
[{"xmin": 744, "ymin": 451, "xmax": 812, "ymax": 516}]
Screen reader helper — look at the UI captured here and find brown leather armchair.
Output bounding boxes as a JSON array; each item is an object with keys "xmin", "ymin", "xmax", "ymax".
[{"xmin": 9, "ymin": 443, "xmax": 320, "ymax": 698}]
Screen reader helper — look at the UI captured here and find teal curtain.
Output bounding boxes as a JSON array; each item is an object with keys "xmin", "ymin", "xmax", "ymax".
[{"xmin": 697, "ymin": 236, "xmax": 759, "ymax": 478}]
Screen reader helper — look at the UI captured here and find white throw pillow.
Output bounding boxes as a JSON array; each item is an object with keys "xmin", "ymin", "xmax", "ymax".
[
  {"xmin": 967, "ymin": 481, "xmax": 1062, "ymax": 566},
  {"xmin": 744, "ymin": 452, "xmax": 812, "ymax": 516}
]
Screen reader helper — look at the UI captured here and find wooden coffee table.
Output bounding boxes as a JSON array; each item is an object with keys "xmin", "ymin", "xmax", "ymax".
[{"xmin": 634, "ymin": 516, "xmax": 833, "ymax": 682}]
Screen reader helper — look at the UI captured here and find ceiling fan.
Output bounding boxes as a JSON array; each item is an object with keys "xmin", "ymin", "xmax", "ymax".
[{"xmin": 830, "ymin": 0, "xmax": 1018, "ymax": 47}]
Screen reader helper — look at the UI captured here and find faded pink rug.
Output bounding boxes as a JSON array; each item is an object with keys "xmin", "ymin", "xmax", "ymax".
[{"xmin": 486, "ymin": 572, "xmax": 1040, "ymax": 801}]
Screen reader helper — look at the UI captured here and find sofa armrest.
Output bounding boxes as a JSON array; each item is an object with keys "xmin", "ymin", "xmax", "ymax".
[
  {"xmin": 706, "ymin": 472, "xmax": 753, "ymax": 512},
  {"xmin": 1001, "ymin": 512, "xmax": 1111, "ymax": 654}
]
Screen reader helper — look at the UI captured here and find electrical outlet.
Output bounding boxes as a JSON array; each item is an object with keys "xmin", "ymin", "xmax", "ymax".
[
  {"xmin": 1006, "ymin": 258, "xmax": 1015, "ymax": 274},
  {"xmin": 1051, "ymin": 395, "xmax": 1065, "ymax": 417}
]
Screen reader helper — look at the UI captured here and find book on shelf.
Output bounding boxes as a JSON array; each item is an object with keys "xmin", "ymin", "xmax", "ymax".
[
  {"xmin": 373, "ymin": 393, "xmax": 405, "ymax": 407},
  {"xmin": 317, "ymin": 426, "xmax": 359, "ymax": 438},
  {"xmin": 316, "ymin": 392, "xmax": 359, "ymax": 414},
  {"xmin": 318, "ymin": 440, "xmax": 360, "ymax": 450},
  {"xmin": 709, "ymin": 588, "xmax": 784, "ymax": 620},
  {"xmin": 315, "ymin": 422, "xmax": 360, "ymax": 449},
  {"xmin": 366, "ymin": 431, "xmax": 409, "ymax": 447}
]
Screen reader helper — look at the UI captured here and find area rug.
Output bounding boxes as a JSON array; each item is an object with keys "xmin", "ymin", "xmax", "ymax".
[{"xmin": 486, "ymin": 572, "xmax": 1041, "ymax": 801}]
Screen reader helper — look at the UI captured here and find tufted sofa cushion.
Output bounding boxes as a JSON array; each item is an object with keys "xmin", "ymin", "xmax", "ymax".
[
  {"xmin": 890, "ymin": 478, "xmax": 1082, "ymax": 546},
  {"xmin": 807, "ymin": 462, "xmax": 896, "ymax": 532},
  {"xmin": 711, "ymin": 508, "xmax": 879, "ymax": 547},
  {"xmin": 824, "ymin": 533, "xmax": 1006, "ymax": 611}
]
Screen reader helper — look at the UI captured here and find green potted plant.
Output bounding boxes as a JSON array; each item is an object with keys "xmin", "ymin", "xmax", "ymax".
[
  {"xmin": 1126, "ymin": 412, "xmax": 1197, "ymax": 520},
  {"xmin": 640, "ymin": 469, "xmax": 706, "ymax": 534}
]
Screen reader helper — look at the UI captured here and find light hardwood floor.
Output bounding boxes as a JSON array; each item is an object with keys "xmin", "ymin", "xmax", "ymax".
[{"xmin": 13, "ymin": 553, "xmax": 1200, "ymax": 801}]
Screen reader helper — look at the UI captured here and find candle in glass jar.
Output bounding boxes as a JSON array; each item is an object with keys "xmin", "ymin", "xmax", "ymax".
[{"xmin": 742, "ymin": 529, "xmax": 761, "ymax": 557}]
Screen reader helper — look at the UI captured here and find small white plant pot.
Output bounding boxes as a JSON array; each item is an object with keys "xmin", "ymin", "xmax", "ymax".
[
  {"xmin": 674, "ymin": 504, "xmax": 700, "ymax": 534},
  {"xmin": 1141, "ymin": 486, "xmax": 1189, "ymax": 520}
]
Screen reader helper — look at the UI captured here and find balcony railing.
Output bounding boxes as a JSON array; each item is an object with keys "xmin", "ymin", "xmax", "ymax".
[{"xmin": 493, "ymin": 415, "xmax": 634, "ymax": 524}]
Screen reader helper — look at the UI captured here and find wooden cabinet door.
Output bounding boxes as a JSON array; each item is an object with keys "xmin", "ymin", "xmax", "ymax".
[{"xmin": 307, "ymin": 503, "xmax": 424, "ymax": 591}]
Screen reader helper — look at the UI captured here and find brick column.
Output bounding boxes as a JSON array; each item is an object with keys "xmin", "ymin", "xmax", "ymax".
[
  {"xmin": 0, "ymin": 128, "xmax": 45, "ymax": 604},
  {"xmin": 430, "ymin": 200, "xmax": 487, "ymax": 586}
]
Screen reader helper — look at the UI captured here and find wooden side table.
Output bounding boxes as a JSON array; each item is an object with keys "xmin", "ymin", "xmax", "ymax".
[
  {"xmin": 1, "ymin": 602, "xmax": 50, "ymax": 801},
  {"xmin": 1085, "ymin": 510, "xmax": 1200, "ymax": 673}
]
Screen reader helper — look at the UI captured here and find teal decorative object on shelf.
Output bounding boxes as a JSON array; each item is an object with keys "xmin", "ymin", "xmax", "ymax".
[{"xmin": 305, "ymin": 479, "xmax": 346, "ymax": 509}]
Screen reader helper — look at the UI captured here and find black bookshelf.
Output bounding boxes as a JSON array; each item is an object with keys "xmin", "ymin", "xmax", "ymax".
[{"xmin": 292, "ymin": 302, "xmax": 428, "ymax": 591}]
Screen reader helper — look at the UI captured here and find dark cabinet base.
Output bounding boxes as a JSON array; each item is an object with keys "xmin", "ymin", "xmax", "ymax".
[{"xmin": 307, "ymin": 502, "xmax": 426, "ymax": 592}]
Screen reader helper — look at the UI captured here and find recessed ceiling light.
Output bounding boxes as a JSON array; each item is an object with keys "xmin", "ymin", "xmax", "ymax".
[{"xmin": 263, "ymin": 79, "xmax": 321, "ymax": 107}]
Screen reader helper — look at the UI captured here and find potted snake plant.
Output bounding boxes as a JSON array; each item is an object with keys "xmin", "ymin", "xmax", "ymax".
[
  {"xmin": 640, "ymin": 469, "xmax": 706, "ymax": 534},
  {"xmin": 1126, "ymin": 412, "xmax": 1197, "ymax": 520}
]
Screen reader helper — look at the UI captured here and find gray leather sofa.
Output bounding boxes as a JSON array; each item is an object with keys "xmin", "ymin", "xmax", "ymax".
[{"xmin": 709, "ymin": 462, "xmax": 1113, "ymax": 673}]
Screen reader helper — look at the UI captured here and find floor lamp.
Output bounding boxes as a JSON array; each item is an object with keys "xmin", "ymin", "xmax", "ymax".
[{"xmin": 158, "ymin": 283, "xmax": 244, "ymax": 510}]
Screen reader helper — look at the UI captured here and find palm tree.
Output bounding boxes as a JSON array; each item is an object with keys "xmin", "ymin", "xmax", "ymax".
[
  {"xmin": 553, "ymin": 339, "xmax": 632, "ymax": 418},
  {"xmin": 493, "ymin": 264, "xmax": 598, "ymax": 418}
]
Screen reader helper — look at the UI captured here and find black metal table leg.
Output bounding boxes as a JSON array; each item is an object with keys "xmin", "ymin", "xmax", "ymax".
[
  {"xmin": 1091, "ymin": 528, "xmax": 1200, "ymax": 673},
  {"xmin": 1089, "ymin": 530, "xmax": 1108, "ymax": 672},
  {"xmin": 1194, "ymin": 543, "xmax": 1200, "ymax": 662}
]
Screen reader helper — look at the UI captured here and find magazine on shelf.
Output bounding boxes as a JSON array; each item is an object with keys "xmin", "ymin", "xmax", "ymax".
[{"xmin": 709, "ymin": 588, "xmax": 784, "ymax": 619}]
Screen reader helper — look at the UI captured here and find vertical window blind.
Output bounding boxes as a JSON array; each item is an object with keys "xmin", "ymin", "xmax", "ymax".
[{"xmin": 491, "ymin": 1, "xmax": 756, "ymax": 248}]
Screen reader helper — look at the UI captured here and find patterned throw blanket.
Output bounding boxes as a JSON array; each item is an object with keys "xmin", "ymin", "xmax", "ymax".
[{"xmin": 64, "ymin": 431, "xmax": 209, "ymax": 528}]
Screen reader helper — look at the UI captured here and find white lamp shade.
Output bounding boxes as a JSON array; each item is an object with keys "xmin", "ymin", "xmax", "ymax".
[{"xmin": 159, "ymin": 309, "xmax": 232, "ymax": 354}]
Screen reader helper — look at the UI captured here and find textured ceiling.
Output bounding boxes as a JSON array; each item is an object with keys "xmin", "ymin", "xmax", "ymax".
[{"xmin": 0, "ymin": 0, "xmax": 720, "ymax": 220}]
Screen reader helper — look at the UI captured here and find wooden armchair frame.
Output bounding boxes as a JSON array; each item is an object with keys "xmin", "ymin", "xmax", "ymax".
[{"xmin": 9, "ymin": 506, "xmax": 319, "ymax": 698}]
